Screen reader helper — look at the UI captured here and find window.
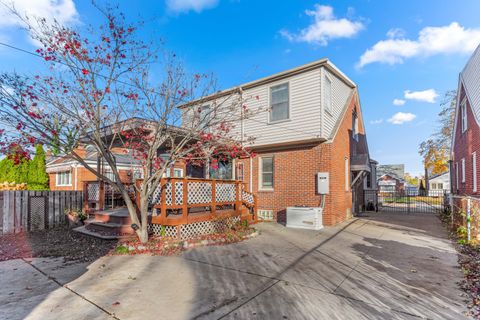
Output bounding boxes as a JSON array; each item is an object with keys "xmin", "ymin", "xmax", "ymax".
[
  {"xmin": 432, "ymin": 183, "xmax": 437, "ymax": 190},
  {"xmin": 462, "ymin": 158, "xmax": 466, "ymax": 183},
  {"xmin": 56, "ymin": 171, "xmax": 72, "ymax": 186},
  {"xmin": 199, "ymin": 105, "xmax": 212, "ymax": 130},
  {"xmin": 210, "ymin": 160, "xmax": 233, "ymax": 180},
  {"xmin": 133, "ymin": 168, "xmax": 144, "ymax": 180},
  {"xmin": 456, "ymin": 162, "xmax": 459, "ymax": 191},
  {"xmin": 324, "ymin": 76, "xmax": 332, "ymax": 113},
  {"xmin": 173, "ymin": 168, "xmax": 184, "ymax": 178},
  {"xmin": 269, "ymin": 83, "xmax": 289, "ymax": 122},
  {"xmin": 236, "ymin": 163, "xmax": 244, "ymax": 182},
  {"xmin": 352, "ymin": 110, "xmax": 359, "ymax": 141},
  {"xmin": 438, "ymin": 183, "xmax": 443, "ymax": 190},
  {"xmin": 163, "ymin": 167, "xmax": 171, "ymax": 178},
  {"xmin": 259, "ymin": 156, "xmax": 274, "ymax": 190},
  {"xmin": 461, "ymin": 99, "xmax": 468, "ymax": 133},
  {"xmin": 366, "ymin": 173, "xmax": 372, "ymax": 188},
  {"xmin": 473, "ymin": 152, "xmax": 477, "ymax": 192},
  {"xmin": 104, "ymin": 168, "xmax": 116, "ymax": 182},
  {"xmin": 345, "ymin": 157, "xmax": 349, "ymax": 191}
]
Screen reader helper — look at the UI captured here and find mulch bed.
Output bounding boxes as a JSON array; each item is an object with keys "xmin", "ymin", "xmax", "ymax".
[
  {"xmin": 457, "ymin": 243, "xmax": 480, "ymax": 318},
  {"xmin": 0, "ymin": 227, "xmax": 119, "ymax": 263}
]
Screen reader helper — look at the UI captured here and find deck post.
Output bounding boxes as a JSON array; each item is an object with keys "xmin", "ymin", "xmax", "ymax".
[
  {"xmin": 235, "ymin": 181, "xmax": 241, "ymax": 215},
  {"xmin": 83, "ymin": 181, "xmax": 89, "ymax": 213},
  {"xmin": 211, "ymin": 180, "xmax": 217, "ymax": 217},
  {"xmin": 99, "ymin": 181, "xmax": 105, "ymax": 211},
  {"xmin": 182, "ymin": 178, "xmax": 188, "ymax": 223},
  {"xmin": 161, "ymin": 179, "xmax": 167, "ymax": 224}
]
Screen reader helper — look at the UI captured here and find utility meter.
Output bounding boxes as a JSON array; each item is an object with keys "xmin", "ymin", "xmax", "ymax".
[{"xmin": 316, "ymin": 172, "xmax": 329, "ymax": 194}]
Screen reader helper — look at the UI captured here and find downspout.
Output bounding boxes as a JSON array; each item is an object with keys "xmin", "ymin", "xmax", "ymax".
[{"xmin": 249, "ymin": 157, "xmax": 253, "ymax": 192}]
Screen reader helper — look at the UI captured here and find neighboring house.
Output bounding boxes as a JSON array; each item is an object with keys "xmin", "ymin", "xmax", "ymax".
[
  {"xmin": 405, "ymin": 184, "xmax": 419, "ymax": 196},
  {"xmin": 451, "ymin": 44, "xmax": 480, "ymax": 197},
  {"xmin": 376, "ymin": 164, "xmax": 405, "ymax": 181},
  {"xmin": 428, "ymin": 172, "xmax": 450, "ymax": 196},
  {"xmin": 46, "ymin": 145, "xmax": 144, "ymax": 191},
  {"xmin": 180, "ymin": 58, "xmax": 375, "ymax": 226},
  {"xmin": 378, "ymin": 174, "xmax": 404, "ymax": 193}
]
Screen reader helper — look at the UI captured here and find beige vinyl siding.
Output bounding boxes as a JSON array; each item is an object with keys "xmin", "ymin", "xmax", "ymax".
[
  {"xmin": 321, "ymin": 67, "xmax": 354, "ymax": 139},
  {"xmin": 240, "ymin": 68, "xmax": 322, "ymax": 146}
]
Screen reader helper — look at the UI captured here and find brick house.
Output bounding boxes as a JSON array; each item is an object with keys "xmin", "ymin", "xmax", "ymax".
[
  {"xmin": 46, "ymin": 145, "xmax": 144, "ymax": 191},
  {"xmin": 378, "ymin": 174, "xmax": 404, "ymax": 193},
  {"xmin": 451, "ymin": 44, "xmax": 480, "ymax": 197},
  {"xmin": 180, "ymin": 59, "xmax": 376, "ymax": 226}
]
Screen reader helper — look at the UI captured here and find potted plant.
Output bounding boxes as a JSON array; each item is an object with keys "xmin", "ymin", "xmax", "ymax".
[{"xmin": 65, "ymin": 209, "xmax": 88, "ymax": 227}]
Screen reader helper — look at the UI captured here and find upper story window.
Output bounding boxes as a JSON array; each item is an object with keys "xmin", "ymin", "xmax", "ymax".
[
  {"xmin": 259, "ymin": 156, "xmax": 274, "ymax": 190},
  {"xmin": 199, "ymin": 105, "xmax": 212, "ymax": 130},
  {"xmin": 269, "ymin": 83, "xmax": 289, "ymax": 122},
  {"xmin": 56, "ymin": 171, "xmax": 72, "ymax": 186},
  {"xmin": 461, "ymin": 98, "xmax": 468, "ymax": 133},
  {"xmin": 324, "ymin": 76, "xmax": 332, "ymax": 113}
]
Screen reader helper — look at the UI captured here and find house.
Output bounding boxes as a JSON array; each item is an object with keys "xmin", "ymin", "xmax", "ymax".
[
  {"xmin": 428, "ymin": 172, "xmax": 450, "ymax": 196},
  {"xmin": 378, "ymin": 174, "xmax": 404, "ymax": 193},
  {"xmin": 180, "ymin": 58, "xmax": 375, "ymax": 226},
  {"xmin": 46, "ymin": 145, "xmax": 144, "ymax": 191},
  {"xmin": 451, "ymin": 44, "xmax": 480, "ymax": 197}
]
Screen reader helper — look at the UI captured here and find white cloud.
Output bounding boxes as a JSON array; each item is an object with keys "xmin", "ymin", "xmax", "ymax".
[
  {"xmin": 280, "ymin": 4, "xmax": 364, "ymax": 46},
  {"xmin": 166, "ymin": 0, "xmax": 219, "ymax": 13},
  {"xmin": 358, "ymin": 22, "xmax": 480, "ymax": 67},
  {"xmin": 388, "ymin": 112, "xmax": 416, "ymax": 125},
  {"xmin": 393, "ymin": 99, "xmax": 406, "ymax": 106},
  {"xmin": 404, "ymin": 89, "xmax": 438, "ymax": 103},
  {"xmin": 0, "ymin": 0, "xmax": 78, "ymax": 27},
  {"xmin": 370, "ymin": 119, "xmax": 383, "ymax": 125},
  {"xmin": 386, "ymin": 28, "xmax": 406, "ymax": 39}
]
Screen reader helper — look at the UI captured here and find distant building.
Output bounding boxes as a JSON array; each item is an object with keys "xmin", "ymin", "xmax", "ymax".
[
  {"xmin": 376, "ymin": 164, "xmax": 405, "ymax": 181},
  {"xmin": 428, "ymin": 172, "xmax": 450, "ymax": 196},
  {"xmin": 378, "ymin": 174, "xmax": 405, "ymax": 193}
]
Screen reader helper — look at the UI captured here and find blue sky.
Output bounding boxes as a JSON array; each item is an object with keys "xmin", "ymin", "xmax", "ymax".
[{"xmin": 1, "ymin": 0, "xmax": 479, "ymax": 176}]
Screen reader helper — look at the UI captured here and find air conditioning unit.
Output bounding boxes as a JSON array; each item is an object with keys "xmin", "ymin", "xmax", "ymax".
[{"xmin": 286, "ymin": 207, "xmax": 323, "ymax": 230}]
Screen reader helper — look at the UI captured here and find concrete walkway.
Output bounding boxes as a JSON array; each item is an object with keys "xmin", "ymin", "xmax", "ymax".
[{"xmin": 0, "ymin": 212, "xmax": 468, "ymax": 319}]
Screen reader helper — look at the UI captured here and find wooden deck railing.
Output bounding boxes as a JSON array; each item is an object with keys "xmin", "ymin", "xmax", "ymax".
[
  {"xmin": 84, "ymin": 178, "xmax": 257, "ymax": 225},
  {"xmin": 142, "ymin": 178, "xmax": 256, "ymax": 225}
]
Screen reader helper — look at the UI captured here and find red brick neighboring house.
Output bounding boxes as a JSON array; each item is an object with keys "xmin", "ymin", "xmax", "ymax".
[
  {"xmin": 451, "ymin": 45, "xmax": 480, "ymax": 197},
  {"xmin": 46, "ymin": 146, "xmax": 144, "ymax": 191},
  {"xmin": 180, "ymin": 59, "xmax": 376, "ymax": 226}
]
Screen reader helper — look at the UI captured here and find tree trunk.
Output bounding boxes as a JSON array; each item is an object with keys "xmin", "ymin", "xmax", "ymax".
[{"xmin": 136, "ymin": 226, "xmax": 148, "ymax": 243}]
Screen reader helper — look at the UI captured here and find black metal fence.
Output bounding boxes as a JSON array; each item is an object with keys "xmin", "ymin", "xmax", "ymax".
[{"xmin": 363, "ymin": 190, "xmax": 445, "ymax": 214}]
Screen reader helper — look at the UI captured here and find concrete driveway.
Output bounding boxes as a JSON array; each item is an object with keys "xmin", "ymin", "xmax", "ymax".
[{"xmin": 0, "ymin": 212, "xmax": 468, "ymax": 320}]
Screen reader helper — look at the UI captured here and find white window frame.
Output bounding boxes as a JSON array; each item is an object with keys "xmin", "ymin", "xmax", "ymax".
[
  {"xmin": 259, "ymin": 155, "xmax": 274, "ymax": 191},
  {"xmin": 56, "ymin": 171, "xmax": 72, "ymax": 186},
  {"xmin": 345, "ymin": 157, "xmax": 349, "ymax": 192},
  {"xmin": 461, "ymin": 98, "xmax": 468, "ymax": 133},
  {"xmin": 268, "ymin": 82, "xmax": 290, "ymax": 123},
  {"xmin": 438, "ymin": 183, "xmax": 443, "ymax": 190},
  {"xmin": 173, "ymin": 168, "xmax": 184, "ymax": 178},
  {"xmin": 324, "ymin": 75, "xmax": 332, "ymax": 114},
  {"xmin": 461, "ymin": 158, "xmax": 466, "ymax": 183},
  {"xmin": 455, "ymin": 162, "xmax": 459, "ymax": 191},
  {"xmin": 473, "ymin": 152, "xmax": 477, "ymax": 192},
  {"xmin": 431, "ymin": 183, "xmax": 437, "ymax": 190}
]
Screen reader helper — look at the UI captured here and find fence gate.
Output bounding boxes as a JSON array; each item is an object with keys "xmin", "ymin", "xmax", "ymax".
[{"xmin": 363, "ymin": 190, "xmax": 445, "ymax": 214}]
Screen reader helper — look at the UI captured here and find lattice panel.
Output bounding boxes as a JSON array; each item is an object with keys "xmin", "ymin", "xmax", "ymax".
[
  {"xmin": 165, "ymin": 183, "xmax": 173, "ymax": 205},
  {"xmin": 148, "ymin": 224, "xmax": 178, "ymax": 238},
  {"xmin": 175, "ymin": 182, "xmax": 183, "ymax": 205},
  {"xmin": 88, "ymin": 183, "xmax": 100, "ymax": 201},
  {"xmin": 187, "ymin": 182, "xmax": 212, "ymax": 204},
  {"xmin": 242, "ymin": 190, "xmax": 254, "ymax": 206},
  {"xmin": 179, "ymin": 216, "xmax": 240, "ymax": 240},
  {"xmin": 216, "ymin": 183, "xmax": 236, "ymax": 203},
  {"xmin": 149, "ymin": 185, "xmax": 162, "ymax": 206},
  {"xmin": 29, "ymin": 196, "xmax": 46, "ymax": 230}
]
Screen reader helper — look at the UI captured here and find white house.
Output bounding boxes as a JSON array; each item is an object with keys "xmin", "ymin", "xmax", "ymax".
[{"xmin": 428, "ymin": 172, "xmax": 450, "ymax": 196}]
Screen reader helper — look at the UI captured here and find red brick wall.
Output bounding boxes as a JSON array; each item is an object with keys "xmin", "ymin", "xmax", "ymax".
[
  {"xmin": 452, "ymin": 84, "xmax": 480, "ymax": 197},
  {"xmin": 238, "ymin": 92, "xmax": 366, "ymax": 226}
]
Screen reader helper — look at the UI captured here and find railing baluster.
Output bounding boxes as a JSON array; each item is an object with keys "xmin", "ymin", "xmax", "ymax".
[
  {"xmin": 182, "ymin": 178, "xmax": 188, "ymax": 223},
  {"xmin": 160, "ymin": 178, "xmax": 167, "ymax": 223},
  {"xmin": 211, "ymin": 180, "xmax": 217, "ymax": 217}
]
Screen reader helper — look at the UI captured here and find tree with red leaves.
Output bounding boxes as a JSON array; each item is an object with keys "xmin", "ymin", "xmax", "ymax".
[{"xmin": 0, "ymin": 4, "xmax": 257, "ymax": 243}]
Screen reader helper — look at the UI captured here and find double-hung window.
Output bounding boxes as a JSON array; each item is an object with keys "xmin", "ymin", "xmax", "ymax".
[
  {"xmin": 56, "ymin": 171, "xmax": 72, "ymax": 186},
  {"xmin": 269, "ymin": 83, "xmax": 289, "ymax": 122},
  {"xmin": 259, "ymin": 156, "xmax": 274, "ymax": 190},
  {"xmin": 173, "ymin": 168, "xmax": 184, "ymax": 178},
  {"xmin": 461, "ymin": 99, "xmax": 468, "ymax": 133},
  {"xmin": 461, "ymin": 158, "xmax": 466, "ymax": 183}
]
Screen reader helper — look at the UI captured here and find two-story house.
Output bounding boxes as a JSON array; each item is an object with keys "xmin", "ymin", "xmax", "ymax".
[
  {"xmin": 451, "ymin": 44, "xmax": 480, "ymax": 197},
  {"xmin": 180, "ymin": 59, "xmax": 375, "ymax": 226}
]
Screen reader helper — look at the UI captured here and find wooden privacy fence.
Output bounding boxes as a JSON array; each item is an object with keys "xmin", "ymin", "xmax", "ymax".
[{"xmin": 0, "ymin": 191, "xmax": 83, "ymax": 235}]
